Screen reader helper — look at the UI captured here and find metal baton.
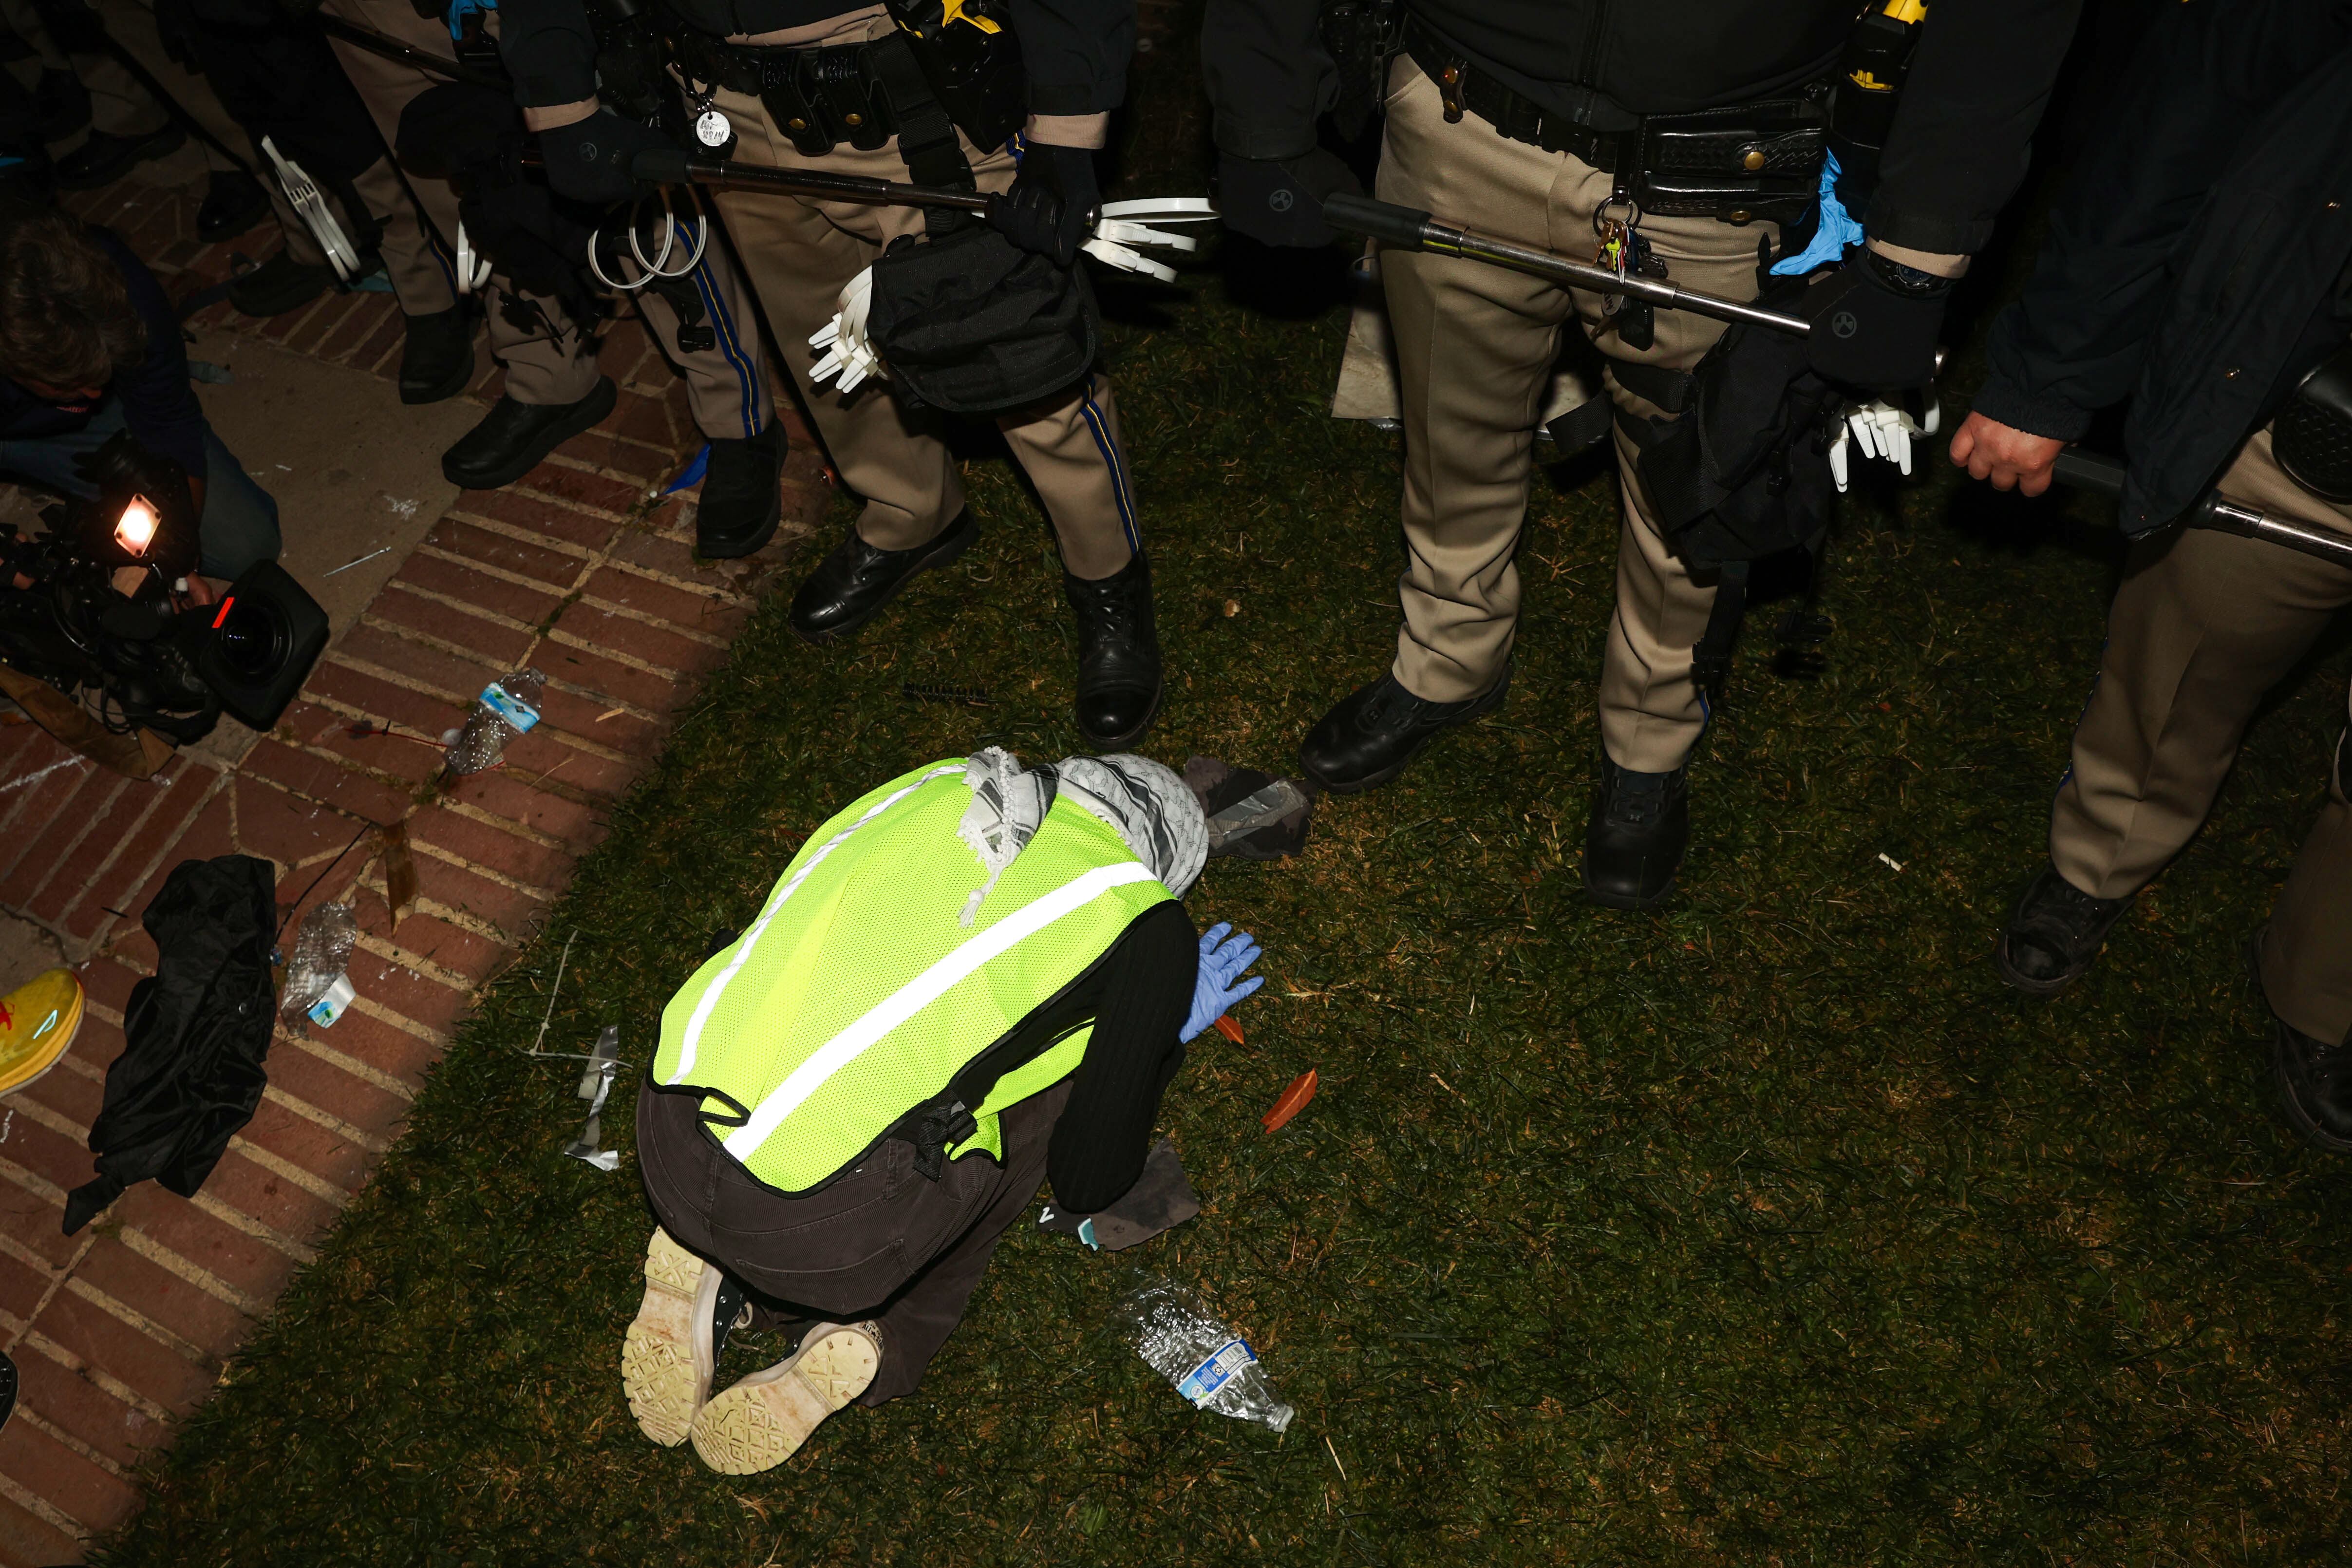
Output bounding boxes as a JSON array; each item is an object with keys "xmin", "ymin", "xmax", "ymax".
[
  {"xmin": 1322, "ymin": 191, "xmax": 1812, "ymax": 337},
  {"xmin": 619, "ymin": 148, "xmax": 994, "ymax": 214},
  {"xmin": 2052, "ymin": 449, "xmax": 2352, "ymax": 569}
]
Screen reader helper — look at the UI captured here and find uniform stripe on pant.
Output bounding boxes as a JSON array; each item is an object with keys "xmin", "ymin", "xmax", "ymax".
[
  {"xmin": 691, "ymin": 258, "xmax": 764, "ymax": 439},
  {"xmin": 1077, "ymin": 379, "xmax": 1140, "ymax": 555}
]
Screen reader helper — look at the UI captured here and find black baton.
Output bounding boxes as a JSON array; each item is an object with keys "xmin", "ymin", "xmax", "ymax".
[{"xmin": 2053, "ymin": 449, "xmax": 2352, "ymax": 569}]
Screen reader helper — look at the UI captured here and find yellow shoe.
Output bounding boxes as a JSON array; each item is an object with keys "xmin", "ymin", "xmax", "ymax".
[
  {"xmin": 690, "ymin": 1322, "xmax": 880, "ymax": 1475},
  {"xmin": 0, "ymin": 969, "xmax": 81, "ymax": 1096}
]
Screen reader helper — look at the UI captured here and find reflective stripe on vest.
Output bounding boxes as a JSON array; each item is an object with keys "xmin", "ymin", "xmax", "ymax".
[{"xmin": 653, "ymin": 760, "xmax": 1172, "ymax": 1191}]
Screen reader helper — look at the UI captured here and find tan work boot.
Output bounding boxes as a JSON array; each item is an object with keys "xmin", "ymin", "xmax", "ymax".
[
  {"xmin": 621, "ymin": 1228, "xmax": 743, "ymax": 1447},
  {"xmin": 690, "ymin": 1321, "xmax": 882, "ymax": 1474}
]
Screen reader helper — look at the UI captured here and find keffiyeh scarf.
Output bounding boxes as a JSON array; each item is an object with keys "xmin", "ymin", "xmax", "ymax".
[{"xmin": 955, "ymin": 747, "xmax": 1206, "ymax": 925}]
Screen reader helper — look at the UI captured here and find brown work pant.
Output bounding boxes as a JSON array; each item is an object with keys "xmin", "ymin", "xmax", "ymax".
[
  {"xmin": 637, "ymin": 1078, "xmax": 1069, "ymax": 1406},
  {"xmin": 705, "ymin": 43, "xmax": 1139, "ymax": 579},
  {"xmin": 322, "ymin": 0, "xmax": 771, "ymax": 438},
  {"xmin": 1377, "ymin": 61, "xmax": 1773, "ymax": 771},
  {"xmin": 2049, "ymin": 427, "xmax": 2352, "ymax": 1044}
]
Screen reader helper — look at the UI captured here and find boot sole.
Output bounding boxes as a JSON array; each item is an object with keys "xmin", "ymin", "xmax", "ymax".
[
  {"xmin": 443, "ymin": 378, "xmax": 618, "ymax": 491},
  {"xmin": 620, "ymin": 1229, "xmax": 709, "ymax": 1448},
  {"xmin": 1299, "ymin": 674, "xmax": 1511, "ymax": 796},
  {"xmin": 690, "ymin": 1325, "xmax": 878, "ymax": 1475},
  {"xmin": 790, "ymin": 522, "xmax": 974, "ymax": 645}
]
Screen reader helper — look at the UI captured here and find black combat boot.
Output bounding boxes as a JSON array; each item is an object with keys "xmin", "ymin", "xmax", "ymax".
[
  {"xmin": 1064, "ymin": 550, "xmax": 1162, "ymax": 750},
  {"xmin": 1298, "ymin": 665, "xmax": 1510, "ymax": 793},
  {"xmin": 441, "ymin": 377, "xmax": 618, "ymax": 490},
  {"xmin": 788, "ymin": 510, "xmax": 976, "ymax": 644},
  {"xmin": 398, "ymin": 306, "xmax": 475, "ymax": 405},
  {"xmin": 228, "ymin": 249, "xmax": 338, "ymax": 318},
  {"xmin": 54, "ymin": 125, "xmax": 185, "ymax": 191},
  {"xmin": 196, "ymin": 170, "xmax": 270, "ymax": 243},
  {"xmin": 1995, "ymin": 862, "xmax": 2133, "ymax": 995},
  {"xmin": 696, "ymin": 423, "xmax": 787, "ymax": 559},
  {"xmin": 2273, "ymin": 1009, "xmax": 2352, "ymax": 1152},
  {"xmin": 1582, "ymin": 758, "xmax": 1691, "ymax": 909}
]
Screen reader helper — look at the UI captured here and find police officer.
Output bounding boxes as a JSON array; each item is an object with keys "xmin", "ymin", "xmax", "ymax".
[
  {"xmin": 1205, "ymin": 0, "xmax": 2081, "ymax": 907},
  {"xmin": 1955, "ymin": 0, "xmax": 2352, "ymax": 1146},
  {"xmin": 496, "ymin": 0, "xmax": 1167, "ymax": 749},
  {"xmin": 321, "ymin": 0, "xmax": 788, "ymax": 556},
  {"xmin": 619, "ymin": 750, "xmax": 1262, "ymax": 1472}
]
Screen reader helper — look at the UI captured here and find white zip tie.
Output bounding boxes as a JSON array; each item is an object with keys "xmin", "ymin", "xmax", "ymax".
[
  {"xmin": 808, "ymin": 266, "xmax": 883, "ymax": 394},
  {"xmin": 262, "ymin": 136, "xmax": 360, "ymax": 282}
]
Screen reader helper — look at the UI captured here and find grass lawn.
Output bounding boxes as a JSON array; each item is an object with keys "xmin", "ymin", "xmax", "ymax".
[{"xmin": 91, "ymin": 34, "xmax": 2352, "ymax": 1568}]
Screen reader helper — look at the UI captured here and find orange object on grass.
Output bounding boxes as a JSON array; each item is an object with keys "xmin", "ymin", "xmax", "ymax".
[
  {"xmin": 1213, "ymin": 1015, "xmax": 1245, "ymax": 1045},
  {"xmin": 1261, "ymin": 1069, "xmax": 1317, "ymax": 1133}
]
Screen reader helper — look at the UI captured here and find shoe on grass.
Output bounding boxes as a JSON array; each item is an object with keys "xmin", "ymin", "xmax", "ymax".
[
  {"xmin": 1065, "ymin": 549, "xmax": 1163, "ymax": 751},
  {"xmin": 788, "ymin": 510, "xmax": 975, "ymax": 644},
  {"xmin": 1995, "ymin": 862, "xmax": 2133, "ymax": 996},
  {"xmin": 2272, "ymin": 1011, "xmax": 2352, "ymax": 1153},
  {"xmin": 1583, "ymin": 757, "xmax": 1691, "ymax": 910},
  {"xmin": 621, "ymin": 1228, "xmax": 748, "ymax": 1447},
  {"xmin": 55, "ymin": 125, "xmax": 186, "ymax": 192},
  {"xmin": 228, "ymin": 250, "xmax": 337, "ymax": 318},
  {"xmin": 0, "ymin": 967, "xmax": 82, "ymax": 1096},
  {"xmin": 1297, "ymin": 665, "xmax": 1511, "ymax": 794},
  {"xmin": 692, "ymin": 1320, "xmax": 880, "ymax": 1474},
  {"xmin": 196, "ymin": 170, "xmax": 270, "ymax": 243}
]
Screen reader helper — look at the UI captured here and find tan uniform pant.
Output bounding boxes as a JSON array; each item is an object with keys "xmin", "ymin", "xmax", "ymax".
[
  {"xmin": 322, "ymin": 0, "xmax": 771, "ymax": 437},
  {"xmin": 1378, "ymin": 61, "xmax": 1773, "ymax": 772},
  {"xmin": 2049, "ymin": 427, "xmax": 2352, "ymax": 1043},
  {"xmin": 705, "ymin": 47, "xmax": 1139, "ymax": 579}
]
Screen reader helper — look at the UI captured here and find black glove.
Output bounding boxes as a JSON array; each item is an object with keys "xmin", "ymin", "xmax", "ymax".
[
  {"xmin": 535, "ymin": 110, "xmax": 670, "ymax": 206},
  {"xmin": 987, "ymin": 142, "xmax": 1097, "ymax": 268},
  {"xmin": 1215, "ymin": 148, "xmax": 1361, "ymax": 247},
  {"xmin": 1800, "ymin": 247, "xmax": 1951, "ymax": 395}
]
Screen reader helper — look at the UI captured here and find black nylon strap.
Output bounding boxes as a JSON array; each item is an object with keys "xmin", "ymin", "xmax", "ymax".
[
  {"xmin": 1611, "ymin": 359, "xmax": 1693, "ymax": 415},
  {"xmin": 864, "ymin": 29, "xmax": 978, "ymax": 231},
  {"xmin": 1691, "ymin": 557, "xmax": 1749, "ymax": 698}
]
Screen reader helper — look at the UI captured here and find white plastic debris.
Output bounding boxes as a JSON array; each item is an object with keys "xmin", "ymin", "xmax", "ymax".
[
  {"xmin": 1830, "ymin": 396, "xmax": 1943, "ymax": 492},
  {"xmin": 564, "ymin": 1024, "xmax": 622, "ymax": 1171},
  {"xmin": 809, "ymin": 267, "xmax": 883, "ymax": 394},
  {"xmin": 282, "ymin": 902, "xmax": 358, "ymax": 1021},
  {"xmin": 1084, "ymin": 197, "xmax": 1219, "ymax": 283}
]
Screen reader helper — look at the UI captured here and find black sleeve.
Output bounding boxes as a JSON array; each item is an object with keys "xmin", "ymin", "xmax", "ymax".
[
  {"xmin": 1972, "ymin": 0, "xmax": 2352, "ymax": 438},
  {"xmin": 89, "ymin": 231, "xmax": 207, "ymax": 478},
  {"xmin": 1046, "ymin": 899, "xmax": 1195, "ymax": 1213},
  {"xmin": 1865, "ymin": 0, "xmax": 2087, "ymax": 255},
  {"xmin": 1200, "ymin": 0, "xmax": 1336, "ymax": 160},
  {"xmin": 1007, "ymin": 0, "xmax": 1136, "ymax": 115},
  {"xmin": 498, "ymin": 0, "xmax": 601, "ymax": 108}
]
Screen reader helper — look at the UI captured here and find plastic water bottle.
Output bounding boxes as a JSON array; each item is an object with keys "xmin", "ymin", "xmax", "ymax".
[{"xmin": 1117, "ymin": 1274, "xmax": 1294, "ymax": 1432}]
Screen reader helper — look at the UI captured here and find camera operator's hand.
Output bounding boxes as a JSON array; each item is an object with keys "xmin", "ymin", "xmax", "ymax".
[
  {"xmin": 1949, "ymin": 411, "xmax": 2066, "ymax": 496},
  {"xmin": 987, "ymin": 142, "xmax": 1097, "ymax": 268},
  {"xmin": 1801, "ymin": 247, "xmax": 1953, "ymax": 395},
  {"xmin": 1215, "ymin": 149, "xmax": 1361, "ymax": 247},
  {"xmin": 536, "ymin": 108, "xmax": 669, "ymax": 205}
]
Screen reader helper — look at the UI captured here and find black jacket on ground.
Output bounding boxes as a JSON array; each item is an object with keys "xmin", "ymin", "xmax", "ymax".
[
  {"xmin": 499, "ymin": 0, "xmax": 1134, "ymax": 119},
  {"xmin": 1972, "ymin": 0, "xmax": 2352, "ymax": 534},
  {"xmin": 1203, "ymin": 0, "xmax": 2083, "ymax": 255}
]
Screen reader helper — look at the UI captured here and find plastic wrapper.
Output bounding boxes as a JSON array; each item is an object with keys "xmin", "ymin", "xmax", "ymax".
[
  {"xmin": 1117, "ymin": 1273, "xmax": 1294, "ymax": 1432},
  {"xmin": 280, "ymin": 902, "xmax": 358, "ymax": 1020},
  {"xmin": 443, "ymin": 668, "xmax": 545, "ymax": 775}
]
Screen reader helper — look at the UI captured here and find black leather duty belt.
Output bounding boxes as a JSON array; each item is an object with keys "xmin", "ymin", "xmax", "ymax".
[
  {"xmin": 1399, "ymin": 16, "xmax": 1622, "ymax": 170},
  {"xmin": 669, "ymin": 31, "xmax": 900, "ymax": 159}
]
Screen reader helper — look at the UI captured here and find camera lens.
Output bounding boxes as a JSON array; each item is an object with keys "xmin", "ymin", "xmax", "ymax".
[{"xmin": 215, "ymin": 600, "xmax": 285, "ymax": 680}]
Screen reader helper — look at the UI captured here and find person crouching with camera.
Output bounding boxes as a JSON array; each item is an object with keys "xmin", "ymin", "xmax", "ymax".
[{"xmin": 0, "ymin": 201, "xmax": 281, "ymax": 592}]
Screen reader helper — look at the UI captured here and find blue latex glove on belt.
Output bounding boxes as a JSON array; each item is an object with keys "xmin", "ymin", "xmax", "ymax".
[{"xmin": 1183, "ymin": 923, "xmax": 1264, "ymax": 1043}]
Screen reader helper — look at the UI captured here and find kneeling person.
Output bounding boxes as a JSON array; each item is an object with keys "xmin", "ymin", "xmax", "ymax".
[{"xmin": 625, "ymin": 749, "xmax": 1261, "ymax": 1473}]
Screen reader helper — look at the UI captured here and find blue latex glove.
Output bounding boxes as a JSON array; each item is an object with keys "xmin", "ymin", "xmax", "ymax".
[
  {"xmin": 1182, "ymin": 923, "xmax": 1264, "ymax": 1043},
  {"xmin": 1770, "ymin": 150, "xmax": 1863, "ymax": 278},
  {"xmin": 447, "ymin": 0, "xmax": 494, "ymax": 38}
]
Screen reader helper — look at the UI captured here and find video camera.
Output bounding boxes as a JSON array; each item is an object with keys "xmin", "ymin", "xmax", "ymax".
[{"xmin": 0, "ymin": 434, "xmax": 326, "ymax": 745}]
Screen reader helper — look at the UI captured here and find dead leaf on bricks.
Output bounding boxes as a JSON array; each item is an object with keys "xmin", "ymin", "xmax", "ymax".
[
  {"xmin": 1262, "ymin": 1070, "xmax": 1317, "ymax": 1134},
  {"xmin": 377, "ymin": 819, "xmax": 419, "ymax": 925}
]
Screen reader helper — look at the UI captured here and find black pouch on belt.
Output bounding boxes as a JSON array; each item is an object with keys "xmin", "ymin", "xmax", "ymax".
[
  {"xmin": 861, "ymin": 33, "xmax": 1097, "ymax": 416},
  {"xmin": 882, "ymin": 0, "xmax": 1027, "ymax": 152},
  {"xmin": 2274, "ymin": 343, "xmax": 2352, "ymax": 504},
  {"xmin": 1627, "ymin": 94, "xmax": 1830, "ymax": 228}
]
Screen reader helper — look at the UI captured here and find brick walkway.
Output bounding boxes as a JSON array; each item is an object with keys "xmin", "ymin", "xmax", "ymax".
[{"xmin": 0, "ymin": 175, "xmax": 827, "ymax": 1561}]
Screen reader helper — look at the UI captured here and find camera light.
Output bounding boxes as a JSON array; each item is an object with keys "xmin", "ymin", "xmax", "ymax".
[{"xmin": 114, "ymin": 496, "xmax": 161, "ymax": 557}]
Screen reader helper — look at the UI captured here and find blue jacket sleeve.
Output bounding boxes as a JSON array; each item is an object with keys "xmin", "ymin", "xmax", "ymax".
[{"xmin": 91, "ymin": 230, "xmax": 207, "ymax": 478}]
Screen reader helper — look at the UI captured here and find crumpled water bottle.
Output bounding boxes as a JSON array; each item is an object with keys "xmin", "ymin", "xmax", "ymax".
[
  {"xmin": 1117, "ymin": 1273, "xmax": 1294, "ymax": 1432},
  {"xmin": 442, "ymin": 668, "xmax": 545, "ymax": 775}
]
